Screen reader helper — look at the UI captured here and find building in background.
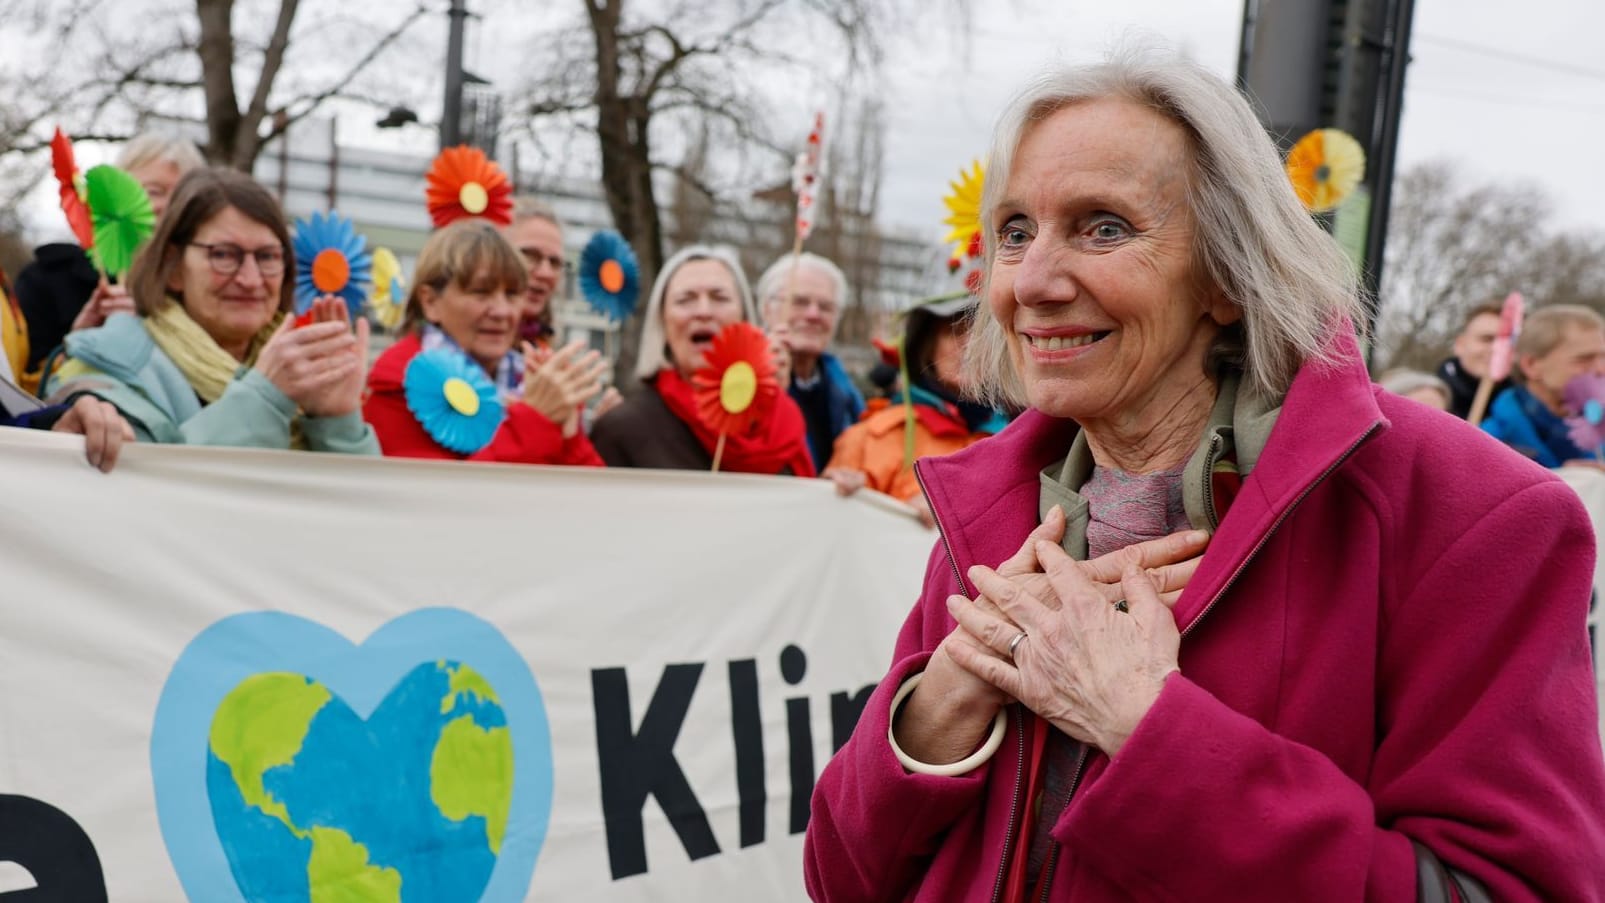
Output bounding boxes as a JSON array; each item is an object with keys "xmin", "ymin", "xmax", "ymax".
[{"xmin": 254, "ymin": 120, "xmax": 952, "ymax": 373}]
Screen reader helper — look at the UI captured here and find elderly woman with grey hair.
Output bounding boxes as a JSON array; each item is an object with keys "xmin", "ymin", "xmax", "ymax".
[
  {"xmin": 589, "ymin": 245, "xmax": 815, "ymax": 474},
  {"xmin": 805, "ymin": 48, "xmax": 1605, "ymax": 903}
]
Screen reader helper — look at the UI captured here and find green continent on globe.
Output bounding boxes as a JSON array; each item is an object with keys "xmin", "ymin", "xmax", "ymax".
[
  {"xmin": 431, "ymin": 714, "xmax": 513, "ymax": 853},
  {"xmin": 210, "ymin": 672, "xmax": 331, "ymax": 832},
  {"xmin": 439, "ymin": 661, "xmax": 500, "ymax": 714},
  {"xmin": 306, "ymin": 826, "xmax": 402, "ymax": 903}
]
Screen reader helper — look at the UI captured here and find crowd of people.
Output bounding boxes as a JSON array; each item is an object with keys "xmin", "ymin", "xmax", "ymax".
[
  {"xmin": 0, "ymin": 152, "xmax": 1008, "ymax": 519},
  {"xmin": 1, "ymin": 44, "xmax": 1602, "ymax": 902}
]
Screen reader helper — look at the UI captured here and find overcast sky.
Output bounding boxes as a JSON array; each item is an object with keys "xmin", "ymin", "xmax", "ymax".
[
  {"xmin": 40, "ymin": 0, "xmax": 1605, "ymax": 249},
  {"xmin": 875, "ymin": 0, "xmax": 1605, "ymax": 239}
]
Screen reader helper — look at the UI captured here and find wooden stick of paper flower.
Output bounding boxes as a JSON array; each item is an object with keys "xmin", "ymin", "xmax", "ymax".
[
  {"xmin": 692, "ymin": 322, "xmax": 780, "ymax": 472},
  {"xmin": 1467, "ymin": 291, "xmax": 1523, "ymax": 427}
]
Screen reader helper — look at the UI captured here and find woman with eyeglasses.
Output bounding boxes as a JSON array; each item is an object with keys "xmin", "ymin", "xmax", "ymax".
[{"xmin": 46, "ymin": 167, "xmax": 378, "ymax": 454}]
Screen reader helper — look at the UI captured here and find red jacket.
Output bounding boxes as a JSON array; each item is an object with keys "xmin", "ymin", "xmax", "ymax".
[
  {"xmin": 805, "ymin": 333, "xmax": 1605, "ymax": 901},
  {"xmin": 364, "ymin": 333, "xmax": 602, "ymax": 467}
]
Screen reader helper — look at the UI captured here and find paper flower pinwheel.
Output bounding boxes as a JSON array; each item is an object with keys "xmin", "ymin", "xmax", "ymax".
[
  {"xmin": 403, "ymin": 346, "xmax": 505, "ymax": 454},
  {"xmin": 1286, "ymin": 128, "xmax": 1366, "ymax": 213},
  {"xmin": 52, "ymin": 128, "xmax": 93, "ymax": 249},
  {"xmin": 367, "ymin": 247, "xmax": 406, "ymax": 329},
  {"xmin": 942, "ymin": 160, "xmax": 984, "ymax": 271},
  {"xmin": 1487, "ymin": 291, "xmax": 1525, "ymax": 383},
  {"xmin": 84, "ymin": 165, "xmax": 155, "ymax": 277},
  {"xmin": 791, "ymin": 112, "xmax": 825, "ymax": 242},
  {"xmin": 292, "ymin": 211, "xmax": 373, "ymax": 317},
  {"xmin": 692, "ymin": 321, "xmax": 780, "ymax": 449},
  {"xmin": 1564, "ymin": 373, "xmax": 1605, "ymax": 457},
  {"xmin": 578, "ymin": 230, "xmax": 640, "ymax": 322},
  {"xmin": 425, "ymin": 146, "xmax": 513, "ymax": 227}
]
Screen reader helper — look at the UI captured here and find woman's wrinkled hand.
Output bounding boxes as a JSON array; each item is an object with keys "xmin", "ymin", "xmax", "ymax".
[
  {"xmin": 949, "ymin": 539, "xmax": 1183, "ymax": 757},
  {"xmin": 254, "ymin": 299, "xmax": 365, "ymax": 415},
  {"xmin": 52, "ymin": 395, "xmax": 134, "ymax": 472},
  {"xmin": 70, "ymin": 279, "xmax": 136, "ymax": 332},
  {"xmin": 891, "ymin": 511, "xmax": 1069, "ymax": 765},
  {"xmin": 823, "ymin": 466, "xmax": 867, "ymax": 496},
  {"xmin": 523, "ymin": 340, "xmax": 607, "ymax": 438},
  {"xmin": 767, "ymin": 325, "xmax": 793, "ymax": 387}
]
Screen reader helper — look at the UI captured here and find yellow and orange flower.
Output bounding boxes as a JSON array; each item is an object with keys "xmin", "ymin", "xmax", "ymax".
[{"xmin": 1285, "ymin": 128, "xmax": 1366, "ymax": 213}]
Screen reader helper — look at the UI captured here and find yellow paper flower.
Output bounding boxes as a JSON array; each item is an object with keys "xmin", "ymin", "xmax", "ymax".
[
  {"xmin": 1286, "ymin": 129, "xmax": 1366, "ymax": 213},
  {"xmin": 367, "ymin": 247, "xmax": 406, "ymax": 330},
  {"xmin": 941, "ymin": 160, "xmax": 985, "ymax": 260}
]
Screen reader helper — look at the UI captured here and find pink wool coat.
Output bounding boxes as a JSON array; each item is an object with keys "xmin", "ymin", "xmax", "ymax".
[{"xmin": 805, "ymin": 336, "xmax": 1605, "ymax": 901}]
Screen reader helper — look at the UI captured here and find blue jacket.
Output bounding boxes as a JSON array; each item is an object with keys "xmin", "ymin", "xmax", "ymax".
[
  {"xmin": 789, "ymin": 352, "xmax": 866, "ymax": 469},
  {"xmin": 1481, "ymin": 384, "xmax": 1594, "ymax": 468}
]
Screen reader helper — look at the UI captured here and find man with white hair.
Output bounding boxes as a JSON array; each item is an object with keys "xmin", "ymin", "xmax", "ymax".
[{"xmin": 756, "ymin": 252, "xmax": 865, "ymax": 469}]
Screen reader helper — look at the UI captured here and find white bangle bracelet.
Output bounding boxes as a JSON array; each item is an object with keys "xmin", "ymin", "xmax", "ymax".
[{"xmin": 886, "ymin": 672, "xmax": 1008, "ymax": 777}]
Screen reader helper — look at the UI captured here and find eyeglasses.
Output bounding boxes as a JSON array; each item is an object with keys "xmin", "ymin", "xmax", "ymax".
[
  {"xmin": 781, "ymin": 293, "xmax": 839, "ymax": 317},
  {"xmin": 189, "ymin": 242, "xmax": 286, "ymax": 277}
]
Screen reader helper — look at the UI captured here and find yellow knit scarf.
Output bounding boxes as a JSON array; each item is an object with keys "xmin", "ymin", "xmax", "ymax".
[{"xmin": 145, "ymin": 300, "xmax": 283, "ymax": 404}]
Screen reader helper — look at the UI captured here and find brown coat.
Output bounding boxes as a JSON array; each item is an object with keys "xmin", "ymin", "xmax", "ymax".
[{"xmin": 590, "ymin": 384, "xmax": 713, "ymax": 470}]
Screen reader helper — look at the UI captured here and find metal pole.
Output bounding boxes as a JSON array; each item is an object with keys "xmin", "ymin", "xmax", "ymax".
[
  {"xmin": 1361, "ymin": 0, "xmax": 1416, "ymax": 338},
  {"xmin": 442, "ymin": 0, "xmax": 467, "ymax": 149},
  {"xmin": 1236, "ymin": 0, "xmax": 1260, "ymax": 88}
]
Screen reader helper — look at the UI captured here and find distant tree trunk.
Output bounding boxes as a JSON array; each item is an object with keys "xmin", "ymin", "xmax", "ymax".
[
  {"xmin": 587, "ymin": 0, "xmax": 666, "ymax": 384},
  {"xmin": 195, "ymin": 0, "xmax": 300, "ymax": 170}
]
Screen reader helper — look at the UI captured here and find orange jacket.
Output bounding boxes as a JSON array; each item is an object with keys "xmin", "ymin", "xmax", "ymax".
[{"xmin": 826, "ymin": 400, "xmax": 993, "ymax": 502}]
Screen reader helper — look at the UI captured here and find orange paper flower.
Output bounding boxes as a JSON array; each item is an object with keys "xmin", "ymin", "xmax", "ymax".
[
  {"xmin": 692, "ymin": 322, "xmax": 780, "ymax": 436},
  {"xmin": 425, "ymin": 146, "xmax": 513, "ymax": 227},
  {"xmin": 1285, "ymin": 128, "xmax": 1366, "ymax": 213},
  {"xmin": 51, "ymin": 128, "xmax": 93, "ymax": 248}
]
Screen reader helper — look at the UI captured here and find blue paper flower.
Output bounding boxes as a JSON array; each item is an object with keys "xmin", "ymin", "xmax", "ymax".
[
  {"xmin": 578, "ymin": 230, "xmax": 640, "ymax": 322},
  {"xmin": 292, "ymin": 211, "xmax": 373, "ymax": 317},
  {"xmin": 403, "ymin": 347, "xmax": 504, "ymax": 454}
]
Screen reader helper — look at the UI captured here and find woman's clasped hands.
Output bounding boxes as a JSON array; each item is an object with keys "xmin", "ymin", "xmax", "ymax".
[
  {"xmin": 254, "ymin": 296, "xmax": 368, "ymax": 418},
  {"xmin": 895, "ymin": 506, "xmax": 1209, "ymax": 766},
  {"xmin": 946, "ymin": 506, "xmax": 1209, "ymax": 756},
  {"xmin": 522, "ymin": 339, "xmax": 609, "ymax": 438}
]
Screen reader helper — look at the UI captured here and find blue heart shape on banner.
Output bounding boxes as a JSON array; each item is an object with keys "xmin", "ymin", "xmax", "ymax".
[{"xmin": 151, "ymin": 608, "xmax": 552, "ymax": 902}]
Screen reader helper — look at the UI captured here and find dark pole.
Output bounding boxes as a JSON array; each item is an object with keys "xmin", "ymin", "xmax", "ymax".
[
  {"xmin": 1236, "ymin": 0, "xmax": 1260, "ymax": 88},
  {"xmin": 442, "ymin": 0, "xmax": 468, "ymax": 149},
  {"xmin": 1361, "ymin": 0, "xmax": 1416, "ymax": 338}
]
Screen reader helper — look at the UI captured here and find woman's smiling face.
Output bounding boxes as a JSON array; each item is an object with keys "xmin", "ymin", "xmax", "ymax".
[{"xmin": 987, "ymin": 97, "xmax": 1238, "ymax": 424}]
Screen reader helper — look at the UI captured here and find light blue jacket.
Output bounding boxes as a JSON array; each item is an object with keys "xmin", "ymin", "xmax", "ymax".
[{"xmin": 49, "ymin": 313, "xmax": 378, "ymax": 454}]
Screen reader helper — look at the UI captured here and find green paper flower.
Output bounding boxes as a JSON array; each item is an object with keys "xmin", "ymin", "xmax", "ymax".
[{"xmin": 84, "ymin": 165, "xmax": 156, "ymax": 277}]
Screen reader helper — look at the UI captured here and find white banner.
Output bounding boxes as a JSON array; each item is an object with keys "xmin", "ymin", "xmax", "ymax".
[{"xmin": 0, "ymin": 429, "xmax": 932, "ymax": 902}]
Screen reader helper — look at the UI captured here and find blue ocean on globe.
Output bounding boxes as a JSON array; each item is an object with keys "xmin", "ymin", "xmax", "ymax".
[{"xmin": 205, "ymin": 660, "xmax": 513, "ymax": 902}]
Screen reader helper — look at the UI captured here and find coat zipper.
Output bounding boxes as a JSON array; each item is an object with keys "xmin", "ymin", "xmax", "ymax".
[
  {"xmin": 1201, "ymin": 433, "xmax": 1224, "ymax": 530},
  {"xmin": 1030, "ymin": 743, "xmax": 1089, "ymax": 900},
  {"xmin": 989, "ymin": 705, "xmax": 1027, "ymax": 903},
  {"xmin": 914, "ymin": 464, "xmax": 1025, "ymax": 903}
]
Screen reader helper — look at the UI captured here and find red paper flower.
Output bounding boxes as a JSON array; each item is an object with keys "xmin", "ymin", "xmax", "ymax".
[
  {"xmin": 51, "ymin": 128, "xmax": 94, "ymax": 248},
  {"xmin": 425, "ymin": 146, "xmax": 513, "ymax": 227},
  {"xmin": 692, "ymin": 322, "xmax": 780, "ymax": 436}
]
